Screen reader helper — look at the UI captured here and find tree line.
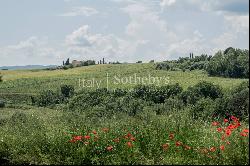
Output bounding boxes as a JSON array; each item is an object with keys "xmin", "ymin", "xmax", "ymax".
[{"xmin": 156, "ymin": 47, "xmax": 249, "ymax": 78}]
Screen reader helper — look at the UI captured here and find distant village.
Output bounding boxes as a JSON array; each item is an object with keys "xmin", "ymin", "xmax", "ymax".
[
  {"xmin": 53, "ymin": 58, "xmax": 122, "ymax": 70},
  {"xmin": 50, "ymin": 58, "xmax": 145, "ymax": 70}
]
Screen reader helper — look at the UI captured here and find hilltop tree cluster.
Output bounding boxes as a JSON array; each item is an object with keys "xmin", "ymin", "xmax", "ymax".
[
  {"xmin": 156, "ymin": 47, "xmax": 249, "ymax": 78},
  {"xmin": 206, "ymin": 47, "xmax": 249, "ymax": 78}
]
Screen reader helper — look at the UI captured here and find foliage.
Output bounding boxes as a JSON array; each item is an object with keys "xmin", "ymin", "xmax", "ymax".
[
  {"xmin": 206, "ymin": 47, "xmax": 249, "ymax": 78},
  {"xmin": 181, "ymin": 81, "xmax": 223, "ymax": 105},
  {"xmin": 156, "ymin": 54, "xmax": 211, "ymax": 71},
  {"xmin": 61, "ymin": 84, "xmax": 74, "ymax": 98},
  {"xmin": 34, "ymin": 90, "xmax": 63, "ymax": 107}
]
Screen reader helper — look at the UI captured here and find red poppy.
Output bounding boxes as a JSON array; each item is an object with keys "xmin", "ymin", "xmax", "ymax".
[
  {"xmin": 243, "ymin": 129, "xmax": 249, "ymax": 133},
  {"xmin": 226, "ymin": 141, "xmax": 231, "ymax": 145},
  {"xmin": 84, "ymin": 135, "xmax": 91, "ymax": 140},
  {"xmin": 212, "ymin": 122, "xmax": 220, "ymax": 126},
  {"xmin": 127, "ymin": 142, "xmax": 133, "ymax": 148},
  {"xmin": 230, "ymin": 116, "xmax": 239, "ymax": 122},
  {"xmin": 169, "ymin": 133, "xmax": 174, "ymax": 140},
  {"xmin": 240, "ymin": 132, "xmax": 248, "ymax": 137},
  {"xmin": 106, "ymin": 146, "xmax": 113, "ymax": 151},
  {"xmin": 217, "ymin": 128, "xmax": 223, "ymax": 132},
  {"xmin": 175, "ymin": 141, "xmax": 182, "ymax": 147},
  {"xmin": 92, "ymin": 130, "xmax": 97, "ymax": 135},
  {"xmin": 227, "ymin": 124, "xmax": 234, "ymax": 130},
  {"xmin": 73, "ymin": 136, "xmax": 83, "ymax": 141},
  {"xmin": 220, "ymin": 145, "xmax": 225, "ymax": 151},
  {"xmin": 162, "ymin": 143, "xmax": 169, "ymax": 151},
  {"xmin": 210, "ymin": 147, "xmax": 216, "ymax": 152},
  {"xmin": 225, "ymin": 129, "xmax": 232, "ymax": 136},
  {"xmin": 130, "ymin": 137, "xmax": 136, "ymax": 142},
  {"xmin": 224, "ymin": 119, "xmax": 229, "ymax": 123}
]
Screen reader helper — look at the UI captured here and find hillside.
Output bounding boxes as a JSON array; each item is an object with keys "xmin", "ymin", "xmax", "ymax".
[{"xmin": 0, "ymin": 63, "xmax": 246, "ymax": 94}]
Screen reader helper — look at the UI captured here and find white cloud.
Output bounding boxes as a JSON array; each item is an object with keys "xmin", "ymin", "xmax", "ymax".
[
  {"xmin": 160, "ymin": 0, "xmax": 176, "ymax": 11},
  {"xmin": 59, "ymin": 6, "xmax": 99, "ymax": 17},
  {"xmin": 65, "ymin": 25, "xmax": 133, "ymax": 61},
  {"xmin": 0, "ymin": 37, "xmax": 62, "ymax": 66}
]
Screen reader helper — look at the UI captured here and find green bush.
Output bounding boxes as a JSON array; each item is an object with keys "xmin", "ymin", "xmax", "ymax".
[
  {"xmin": 192, "ymin": 98, "xmax": 216, "ymax": 120},
  {"xmin": 131, "ymin": 84, "xmax": 183, "ymax": 103},
  {"xmin": 35, "ymin": 90, "xmax": 63, "ymax": 107},
  {"xmin": 61, "ymin": 85, "xmax": 74, "ymax": 98},
  {"xmin": 181, "ymin": 81, "xmax": 222, "ymax": 105}
]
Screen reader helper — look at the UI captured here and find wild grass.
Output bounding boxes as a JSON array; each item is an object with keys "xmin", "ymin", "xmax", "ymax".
[{"xmin": 0, "ymin": 107, "xmax": 248, "ymax": 165}]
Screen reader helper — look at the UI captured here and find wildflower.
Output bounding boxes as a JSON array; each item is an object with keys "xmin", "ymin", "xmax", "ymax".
[
  {"xmin": 73, "ymin": 135, "xmax": 83, "ymax": 141},
  {"xmin": 162, "ymin": 143, "xmax": 169, "ymax": 151},
  {"xmin": 240, "ymin": 132, "xmax": 248, "ymax": 137},
  {"xmin": 226, "ymin": 141, "xmax": 231, "ymax": 145},
  {"xmin": 106, "ymin": 146, "xmax": 113, "ymax": 151},
  {"xmin": 230, "ymin": 116, "xmax": 237, "ymax": 121},
  {"xmin": 225, "ymin": 129, "xmax": 232, "ymax": 136},
  {"xmin": 224, "ymin": 119, "xmax": 229, "ymax": 123},
  {"xmin": 184, "ymin": 145, "xmax": 191, "ymax": 150},
  {"xmin": 243, "ymin": 129, "xmax": 249, "ymax": 133},
  {"xmin": 130, "ymin": 137, "xmax": 136, "ymax": 142},
  {"xmin": 212, "ymin": 122, "xmax": 220, "ymax": 126},
  {"xmin": 127, "ymin": 142, "xmax": 133, "ymax": 148},
  {"xmin": 210, "ymin": 147, "xmax": 216, "ymax": 152},
  {"xmin": 113, "ymin": 138, "xmax": 120, "ymax": 143},
  {"xmin": 220, "ymin": 145, "xmax": 225, "ymax": 151},
  {"xmin": 169, "ymin": 133, "xmax": 174, "ymax": 140},
  {"xmin": 84, "ymin": 135, "xmax": 91, "ymax": 140},
  {"xmin": 217, "ymin": 128, "xmax": 223, "ymax": 132},
  {"xmin": 175, "ymin": 141, "xmax": 182, "ymax": 147},
  {"xmin": 92, "ymin": 130, "xmax": 97, "ymax": 135},
  {"xmin": 124, "ymin": 132, "xmax": 132, "ymax": 139}
]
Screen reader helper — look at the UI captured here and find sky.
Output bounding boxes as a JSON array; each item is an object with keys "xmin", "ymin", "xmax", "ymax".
[{"xmin": 0, "ymin": 0, "xmax": 249, "ymax": 66}]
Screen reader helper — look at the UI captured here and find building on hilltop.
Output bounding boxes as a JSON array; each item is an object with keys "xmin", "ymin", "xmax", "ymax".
[{"xmin": 72, "ymin": 60, "xmax": 82, "ymax": 67}]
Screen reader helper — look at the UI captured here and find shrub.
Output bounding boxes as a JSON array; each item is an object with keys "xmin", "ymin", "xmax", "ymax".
[
  {"xmin": 61, "ymin": 85, "xmax": 74, "ymax": 98},
  {"xmin": 181, "ymin": 81, "xmax": 223, "ymax": 105},
  {"xmin": 0, "ymin": 75, "xmax": 3, "ymax": 82},
  {"xmin": 131, "ymin": 84, "xmax": 183, "ymax": 103},
  {"xmin": 0, "ymin": 99, "xmax": 5, "ymax": 108},
  {"xmin": 112, "ymin": 88, "xmax": 127, "ymax": 97},
  {"xmin": 192, "ymin": 98, "xmax": 216, "ymax": 120},
  {"xmin": 35, "ymin": 90, "xmax": 63, "ymax": 107}
]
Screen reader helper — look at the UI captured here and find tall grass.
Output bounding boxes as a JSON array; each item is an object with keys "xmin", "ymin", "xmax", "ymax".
[{"xmin": 0, "ymin": 107, "xmax": 248, "ymax": 165}]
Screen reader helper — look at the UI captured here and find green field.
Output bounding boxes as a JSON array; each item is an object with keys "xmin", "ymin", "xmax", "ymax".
[
  {"xmin": 0, "ymin": 63, "xmax": 249, "ymax": 165},
  {"xmin": 0, "ymin": 63, "xmax": 246, "ymax": 93}
]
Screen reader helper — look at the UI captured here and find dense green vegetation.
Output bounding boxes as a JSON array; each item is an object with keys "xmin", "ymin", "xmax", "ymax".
[
  {"xmin": 0, "ymin": 48, "xmax": 249, "ymax": 165},
  {"xmin": 156, "ymin": 47, "xmax": 249, "ymax": 78}
]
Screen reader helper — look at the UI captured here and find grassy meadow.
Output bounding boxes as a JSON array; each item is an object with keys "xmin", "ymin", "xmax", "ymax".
[{"xmin": 0, "ymin": 63, "xmax": 249, "ymax": 165}]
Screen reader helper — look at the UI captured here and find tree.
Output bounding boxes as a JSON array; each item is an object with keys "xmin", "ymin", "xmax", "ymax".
[{"xmin": 65, "ymin": 58, "xmax": 70, "ymax": 65}]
